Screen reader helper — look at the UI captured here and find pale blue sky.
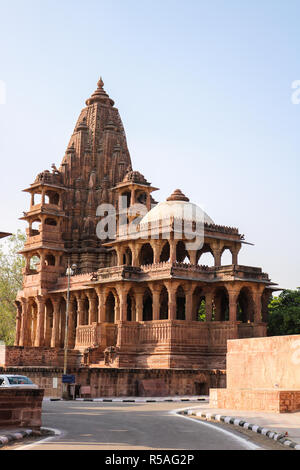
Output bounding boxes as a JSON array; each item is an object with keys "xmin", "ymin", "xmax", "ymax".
[{"xmin": 0, "ymin": 0, "xmax": 299, "ymax": 289}]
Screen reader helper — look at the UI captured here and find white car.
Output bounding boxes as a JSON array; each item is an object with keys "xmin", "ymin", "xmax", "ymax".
[{"xmin": 0, "ymin": 375, "xmax": 38, "ymax": 389}]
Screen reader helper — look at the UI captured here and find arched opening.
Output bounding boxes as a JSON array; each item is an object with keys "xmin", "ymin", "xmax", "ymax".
[
  {"xmin": 176, "ymin": 241, "xmax": 189, "ymax": 263},
  {"xmin": 45, "ymin": 191, "xmax": 60, "ymax": 206},
  {"xmin": 82, "ymin": 297, "xmax": 89, "ymax": 325},
  {"xmin": 137, "ymin": 192, "xmax": 147, "ymax": 205},
  {"xmin": 176, "ymin": 286, "xmax": 186, "ymax": 320},
  {"xmin": 127, "ymin": 289, "xmax": 135, "ymax": 321},
  {"xmin": 44, "ymin": 299, "xmax": 54, "ymax": 347},
  {"xmin": 28, "ymin": 300, "xmax": 38, "ymax": 346},
  {"xmin": 70, "ymin": 297, "xmax": 78, "ymax": 349},
  {"xmin": 29, "ymin": 254, "xmax": 40, "ymax": 273},
  {"xmin": 59, "ymin": 298, "xmax": 66, "ymax": 348},
  {"xmin": 197, "ymin": 244, "xmax": 214, "ymax": 267},
  {"xmin": 31, "ymin": 219, "xmax": 41, "ymax": 235},
  {"xmin": 123, "ymin": 247, "xmax": 132, "ymax": 266},
  {"xmin": 221, "ymin": 248, "xmax": 232, "ymax": 266},
  {"xmin": 120, "ymin": 191, "xmax": 131, "ymax": 209},
  {"xmin": 192, "ymin": 286, "xmax": 206, "ymax": 321},
  {"xmin": 160, "ymin": 242, "xmax": 170, "ymax": 262},
  {"xmin": 105, "ymin": 292, "xmax": 115, "ymax": 323},
  {"xmin": 140, "ymin": 243, "xmax": 154, "ymax": 266},
  {"xmin": 45, "ymin": 254, "xmax": 56, "ymax": 266},
  {"xmin": 32, "ymin": 192, "xmax": 42, "ymax": 206},
  {"xmin": 237, "ymin": 287, "xmax": 254, "ymax": 323},
  {"xmin": 143, "ymin": 288, "xmax": 153, "ymax": 321},
  {"xmin": 213, "ymin": 287, "xmax": 229, "ymax": 321},
  {"xmin": 159, "ymin": 286, "xmax": 169, "ymax": 320},
  {"xmin": 45, "ymin": 218, "xmax": 57, "ymax": 227},
  {"xmin": 110, "ymin": 250, "xmax": 117, "ymax": 267}
]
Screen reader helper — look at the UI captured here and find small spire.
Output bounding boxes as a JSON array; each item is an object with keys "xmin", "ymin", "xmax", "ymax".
[
  {"xmin": 85, "ymin": 76, "xmax": 114, "ymax": 106},
  {"xmin": 167, "ymin": 189, "xmax": 190, "ymax": 202}
]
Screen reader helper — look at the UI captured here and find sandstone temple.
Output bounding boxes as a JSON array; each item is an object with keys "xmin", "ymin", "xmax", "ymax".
[{"xmin": 4, "ymin": 79, "xmax": 279, "ymax": 396}]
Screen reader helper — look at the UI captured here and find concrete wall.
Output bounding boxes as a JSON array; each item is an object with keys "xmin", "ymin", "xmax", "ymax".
[{"xmin": 0, "ymin": 389, "xmax": 44, "ymax": 429}]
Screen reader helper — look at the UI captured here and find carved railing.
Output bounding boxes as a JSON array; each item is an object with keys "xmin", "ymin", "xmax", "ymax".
[
  {"xmin": 75, "ymin": 324, "xmax": 100, "ymax": 348},
  {"xmin": 117, "ymin": 320, "xmax": 237, "ymax": 348}
]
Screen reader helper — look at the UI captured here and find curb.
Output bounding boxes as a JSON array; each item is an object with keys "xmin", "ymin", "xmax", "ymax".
[
  {"xmin": 0, "ymin": 429, "xmax": 33, "ymax": 448},
  {"xmin": 49, "ymin": 397, "xmax": 208, "ymax": 403},
  {"xmin": 179, "ymin": 409, "xmax": 300, "ymax": 450},
  {"xmin": 0, "ymin": 428, "xmax": 54, "ymax": 449}
]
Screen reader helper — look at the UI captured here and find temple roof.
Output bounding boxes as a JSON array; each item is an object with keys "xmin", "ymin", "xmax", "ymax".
[{"xmin": 140, "ymin": 189, "xmax": 214, "ymax": 226}]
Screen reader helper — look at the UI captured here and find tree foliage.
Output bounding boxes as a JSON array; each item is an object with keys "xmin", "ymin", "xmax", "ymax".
[
  {"xmin": 267, "ymin": 289, "xmax": 300, "ymax": 336},
  {"xmin": 0, "ymin": 231, "xmax": 25, "ymax": 345}
]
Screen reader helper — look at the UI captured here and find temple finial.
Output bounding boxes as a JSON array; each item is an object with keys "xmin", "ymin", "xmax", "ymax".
[{"xmin": 97, "ymin": 77, "xmax": 104, "ymax": 89}]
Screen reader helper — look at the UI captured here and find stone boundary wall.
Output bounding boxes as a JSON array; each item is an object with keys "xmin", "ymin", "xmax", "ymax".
[
  {"xmin": 226, "ymin": 334, "xmax": 300, "ymax": 390},
  {"xmin": 0, "ymin": 389, "xmax": 44, "ymax": 429},
  {"xmin": 209, "ymin": 388, "xmax": 300, "ymax": 413},
  {"xmin": 0, "ymin": 345, "xmax": 81, "ymax": 368},
  {"xmin": 0, "ymin": 366, "xmax": 226, "ymax": 398}
]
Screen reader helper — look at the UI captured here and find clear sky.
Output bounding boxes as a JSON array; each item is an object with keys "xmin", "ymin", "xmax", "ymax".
[{"xmin": 0, "ymin": 0, "xmax": 299, "ymax": 290}]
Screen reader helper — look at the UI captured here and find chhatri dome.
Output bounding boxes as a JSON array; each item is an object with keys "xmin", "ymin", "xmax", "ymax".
[{"xmin": 140, "ymin": 189, "xmax": 214, "ymax": 227}]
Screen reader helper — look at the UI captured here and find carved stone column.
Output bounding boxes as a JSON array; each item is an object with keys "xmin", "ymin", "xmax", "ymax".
[
  {"xmin": 185, "ymin": 289, "xmax": 193, "ymax": 321},
  {"xmin": 14, "ymin": 302, "xmax": 22, "ymax": 346},
  {"xmin": 119, "ymin": 290, "xmax": 128, "ymax": 322},
  {"xmin": 87, "ymin": 291, "xmax": 98, "ymax": 324},
  {"xmin": 152, "ymin": 241, "xmax": 161, "ymax": 264},
  {"xmin": 76, "ymin": 295, "xmax": 85, "ymax": 326},
  {"xmin": 213, "ymin": 248, "xmax": 222, "ymax": 267},
  {"xmin": 51, "ymin": 298, "xmax": 61, "ymax": 348},
  {"xmin": 135, "ymin": 288, "xmax": 144, "ymax": 322},
  {"xmin": 253, "ymin": 290, "xmax": 263, "ymax": 323},
  {"xmin": 96, "ymin": 288, "xmax": 106, "ymax": 323},
  {"xmin": 228, "ymin": 289, "xmax": 239, "ymax": 322},
  {"xmin": 19, "ymin": 298, "xmax": 29, "ymax": 347},
  {"xmin": 34, "ymin": 296, "xmax": 46, "ymax": 347},
  {"xmin": 167, "ymin": 285, "xmax": 176, "ymax": 320},
  {"xmin": 205, "ymin": 291, "xmax": 214, "ymax": 322},
  {"xmin": 151, "ymin": 286, "xmax": 161, "ymax": 321}
]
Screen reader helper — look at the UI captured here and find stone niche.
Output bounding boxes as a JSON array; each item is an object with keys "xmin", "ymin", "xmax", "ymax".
[{"xmin": 209, "ymin": 334, "xmax": 300, "ymax": 413}]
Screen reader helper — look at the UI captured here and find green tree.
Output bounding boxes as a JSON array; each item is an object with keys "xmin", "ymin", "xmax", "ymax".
[
  {"xmin": 267, "ymin": 288, "xmax": 300, "ymax": 336},
  {"xmin": 0, "ymin": 231, "xmax": 25, "ymax": 345}
]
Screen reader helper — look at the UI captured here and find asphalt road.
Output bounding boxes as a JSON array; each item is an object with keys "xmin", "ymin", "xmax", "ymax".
[{"xmin": 11, "ymin": 400, "xmax": 264, "ymax": 451}]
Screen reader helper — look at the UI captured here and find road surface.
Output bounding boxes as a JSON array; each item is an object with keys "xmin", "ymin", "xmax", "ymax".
[{"xmin": 10, "ymin": 400, "xmax": 266, "ymax": 451}]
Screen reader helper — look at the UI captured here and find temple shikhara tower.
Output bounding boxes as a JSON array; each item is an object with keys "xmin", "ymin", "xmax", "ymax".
[{"xmin": 8, "ymin": 79, "xmax": 279, "ymax": 397}]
